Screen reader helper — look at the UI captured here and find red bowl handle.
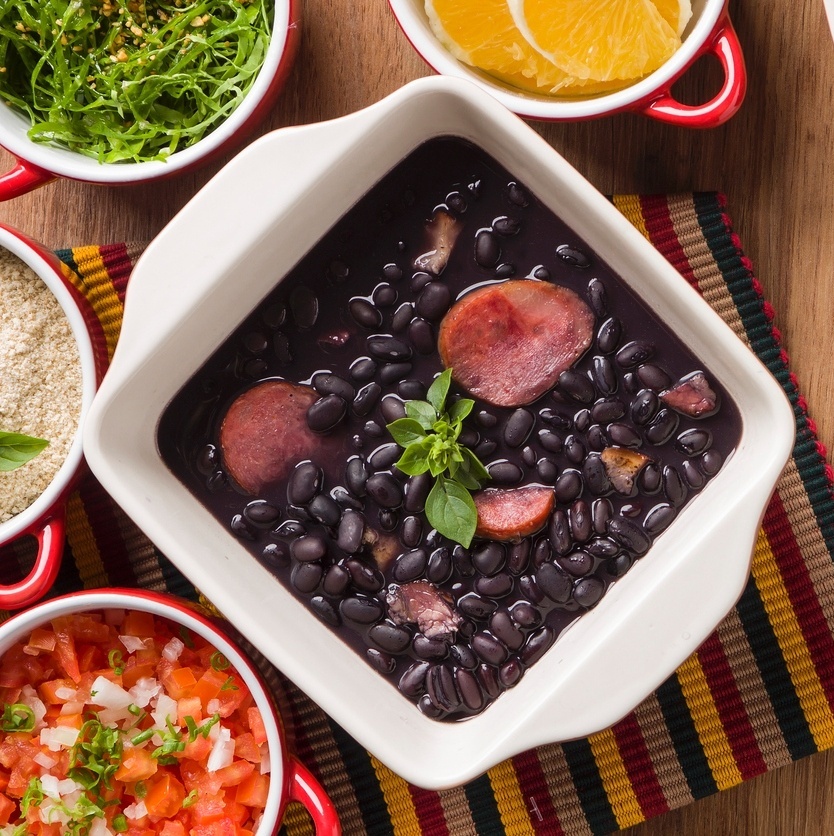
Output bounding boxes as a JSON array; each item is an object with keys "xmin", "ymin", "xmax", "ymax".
[
  {"xmin": 642, "ymin": 13, "xmax": 746, "ymax": 128},
  {"xmin": 0, "ymin": 511, "xmax": 65, "ymax": 609},
  {"xmin": 0, "ymin": 157, "xmax": 55, "ymax": 200},
  {"xmin": 287, "ymin": 756, "xmax": 341, "ymax": 835}
]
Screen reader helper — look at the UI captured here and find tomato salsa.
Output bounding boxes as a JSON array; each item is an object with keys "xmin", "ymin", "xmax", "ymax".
[{"xmin": 0, "ymin": 609, "xmax": 271, "ymax": 835}]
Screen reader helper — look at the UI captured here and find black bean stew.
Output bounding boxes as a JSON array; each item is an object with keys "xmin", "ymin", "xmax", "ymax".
[{"xmin": 158, "ymin": 137, "xmax": 742, "ymax": 721}]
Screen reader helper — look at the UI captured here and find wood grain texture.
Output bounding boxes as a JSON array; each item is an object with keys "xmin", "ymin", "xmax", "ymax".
[{"xmin": 2, "ymin": 0, "xmax": 832, "ymax": 832}]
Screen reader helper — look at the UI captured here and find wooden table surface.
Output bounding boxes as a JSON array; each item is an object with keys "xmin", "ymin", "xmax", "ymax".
[{"xmin": 2, "ymin": 0, "xmax": 833, "ymax": 832}]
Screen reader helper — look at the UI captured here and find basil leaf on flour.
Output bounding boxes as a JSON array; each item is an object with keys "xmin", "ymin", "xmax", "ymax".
[{"xmin": 0, "ymin": 431, "xmax": 49, "ymax": 472}]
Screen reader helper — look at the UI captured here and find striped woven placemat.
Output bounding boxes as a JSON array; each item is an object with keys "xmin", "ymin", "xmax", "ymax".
[{"xmin": 3, "ymin": 193, "xmax": 832, "ymax": 835}]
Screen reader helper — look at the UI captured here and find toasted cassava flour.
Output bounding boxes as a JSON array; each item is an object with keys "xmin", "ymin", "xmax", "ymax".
[{"xmin": 0, "ymin": 249, "xmax": 82, "ymax": 523}]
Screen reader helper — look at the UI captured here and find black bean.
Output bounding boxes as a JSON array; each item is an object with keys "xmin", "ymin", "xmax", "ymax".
[
  {"xmin": 311, "ymin": 373, "xmax": 354, "ymax": 403},
  {"xmin": 308, "ymin": 494, "xmax": 341, "ymax": 527},
  {"xmin": 557, "ymin": 550, "xmax": 594, "ymax": 577},
  {"xmin": 271, "ymin": 331, "xmax": 292, "ymax": 365},
  {"xmin": 349, "ymin": 298, "xmax": 382, "ymax": 329},
  {"xmin": 344, "ymin": 457, "xmax": 368, "ymax": 499},
  {"xmin": 645, "ymin": 409, "xmax": 679, "ymax": 445},
  {"xmin": 532, "ymin": 265, "xmax": 550, "ymax": 280},
  {"xmin": 470, "ymin": 542, "xmax": 504, "ymax": 577},
  {"xmin": 427, "ymin": 665, "xmax": 461, "ymax": 711},
  {"xmin": 518, "ymin": 574, "xmax": 545, "ymax": 604},
  {"xmin": 639, "ymin": 461, "xmax": 662, "ymax": 494},
  {"xmin": 586, "ymin": 537, "xmax": 619, "ymax": 558},
  {"xmin": 367, "ymin": 335, "xmax": 412, "ymax": 362},
  {"xmin": 291, "ymin": 534, "xmax": 328, "ymax": 563},
  {"xmin": 290, "ymin": 561, "xmax": 322, "ymax": 593},
  {"xmin": 286, "ymin": 462, "xmax": 321, "ymax": 506},
  {"xmin": 456, "ymin": 669, "xmax": 484, "ymax": 711},
  {"xmin": 474, "ymin": 572, "xmax": 513, "ymax": 598},
  {"xmin": 701, "ymin": 449, "xmax": 723, "ymax": 476},
  {"xmin": 556, "ymin": 244, "xmax": 590, "ymax": 268},
  {"xmin": 368, "ymin": 622, "xmax": 412, "ymax": 653},
  {"xmin": 399, "ymin": 516, "xmax": 422, "ymax": 549},
  {"xmin": 569, "ymin": 500, "xmax": 592, "ymax": 543},
  {"xmin": 676, "ymin": 428, "xmax": 713, "ymax": 457},
  {"xmin": 608, "ymin": 422, "xmax": 642, "ymax": 448},
  {"xmin": 495, "ymin": 263, "xmax": 516, "ymax": 279},
  {"xmin": 456, "ymin": 428, "xmax": 478, "ymax": 449},
  {"xmin": 394, "ymin": 548, "xmax": 429, "ymax": 583},
  {"xmin": 510, "ymin": 600, "xmax": 542, "ymax": 629},
  {"xmin": 534, "ymin": 562, "xmax": 571, "ymax": 602},
  {"xmin": 521, "ymin": 625, "xmax": 555, "ymax": 666},
  {"xmin": 400, "ymin": 473, "xmax": 430, "ymax": 515},
  {"xmin": 243, "ymin": 501, "xmax": 280, "ymax": 528},
  {"xmin": 395, "ymin": 380, "xmax": 425, "ymax": 402},
  {"xmin": 401, "ymin": 321, "xmax": 433, "ymax": 361},
  {"xmin": 554, "ymin": 469, "xmax": 583, "ymax": 503},
  {"xmin": 472, "ymin": 632, "xmax": 509, "ymax": 666},
  {"xmin": 536, "ymin": 458, "xmax": 558, "ymax": 483},
  {"xmin": 503, "ymin": 408, "xmax": 535, "ymax": 448},
  {"xmin": 491, "ymin": 215, "xmax": 520, "ymax": 235},
  {"xmin": 490, "ymin": 611, "xmax": 524, "ymax": 651},
  {"xmin": 623, "ymin": 372, "xmax": 640, "ymax": 394},
  {"xmin": 507, "ymin": 182, "xmax": 529, "ymax": 207},
  {"xmin": 597, "ymin": 317, "xmax": 622, "ymax": 354},
  {"xmin": 539, "ymin": 409, "xmax": 572, "ymax": 431},
  {"xmin": 683, "ymin": 460, "xmax": 706, "ymax": 490},
  {"xmin": 663, "ymin": 465, "xmax": 688, "ymax": 507},
  {"xmin": 621, "ymin": 501, "xmax": 643, "ymax": 518},
  {"xmin": 450, "ymin": 643, "xmax": 478, "ymax": 670},
  {"xmin": 616, "ymin": 341, "xmax": 655, "ymax": 369},
  {"xmin": 472, "ymin": 411, "xmax": 496, "ymax": 430},
  {"xmin": 636, "ymin": 363, "xmax": 672, "ymax": 391},
  {"xmin": 417, "ymin": 694, "xmax": 443, "ymax": 718},
  {"xmin": 644, "ymin": 503, "xmax": 676, "ymax": 535},
  {"xmin": 399, "ymin": 661, "xmax": 430, "ymax": 697},
  {"xmin": 371, "ymin": 284, "xmax": 396, "ymax": 308},
  {"xmin": 501, "ymin": 541, "xmax": 529, "ymax": 578},
  {"xmin": 631, "ymin": 389, "xmax": 659, "ymax": 426},
  {"xmin": 230, "ymin": 514, "xmax": 255, "ymax": 540},
  {"xmin": 538, "ymin": 429, "xmax": 563, "ymax": 453},
  {"xmin": 574, "ymin": 576, "xmax": 605, "ymax": 608},
  {"xmin": 242, "ymin": 358, "xmax": 268, "ymax": 379},
  {"xmin": 427, "ymin": 547, "xmax": 453, "ymax": 584},
  {"xmin": 366, "ymin": 648, "xmax": 395, "ymax": 674},
  {"xmin": 532, "ymin": 538, "xmax": 552, "ymax": 569},
  {"xmin": 563, "ymin": 434, "xmax": 585, "ymax": 465},
  {"xmin": 286, "ymin": 504, "xmax": 313, "ymax": 522},
  {"xmin": 549, "ymin": 509, "xmax": 573, "ymax": 555},
  {"xmin": 582, "ymin": 453, "xmax": 611, "ymax": 496},
  {"xmin": 336, "ymin": 510, "xmax": 365, "ymax": 553},
  {"xmin": 558, "ymin": 370, "xmax": 595, "ymax": 404},
  {"xmin": 310, "ymin": 597, "xmax": 340, "ymax": 627},
  {"xmin": 574, "ymin": 409, "xmax": 591, "ymax": 433},
  {"xmin": 261, "ymin": 541, "xmax": 290, "ymax": 569},
  {"xmin": 607, "ymin": 553, "xmax": 633, "ymax": 577},
  {"xmin": 592, "ymin": 498, "xmax": 613, "ymax": 534},
  {"xmin": 378, "ymin": 509, "xmax": 399, "ymax": 531},
  {"xmin": 587, "ymin": 424, "xmax": 608, "ymax": 451},
  {"xmin": 521, "ymin": 446, "xmax": 537, "ymax": 467},
  {"xmin": 346, "ymin": 558, "xmax": 384, "ymax": 592},
  {"xmin": 242, "ymin": 330, "xmax": 268, "ymax": 354},
  {"xmin": 587, "ymin": 277, "xmax": 608, "ymax": 317},
  {"xmin": 197, "ymin": 444, "xmax": 219, "ymax": 476},
  {"xmin": 608, "ymin": 516, "xmax": 651, "ymax": 555},
  {"xmin": 458, "ymin": 592, "xmax": 497, "ymax": 620},
  {"xmin": 499, "ymin": 659, "xmax": 523, "ymax": 688},
  {"xmin": 307, "ymin": 395, "xmax": 347, "ymax": 433},
  {"xmin": 413, "ymin": 635, "xmax": 449, "ymax": 661},
  {"xmin": 367, "ymin": 443, "xmax": 400, "ymax": 471},
  {"xmin": 475, "ymin": 440, "xmax": 498, "ymax": 459},
  {"xmin": 391, "ymin": 302, "xmax": 414, "ymax": 333},
  {"xmin": 446, "ymin": 190, "xmax": 467, "ymax": 213},
  {"xmin": 591, "ymin": 398, "xmax": 625, "ymax": 424},
  {"xmin": 486, "ymin": 461, "xmax": 523, "ymax": 485},
  {"xmin": 289, "ymin": 286, "xmax": 318, "ymax": 329},
  {"xmin": 380, "ymin": 395, "xmax": 407, "ymax": 423},
  {"xmin": 262, "ymin": 302, "xmax": 286, "ymax": 329},
  {"xmin": 322, "ymin": 564, "xmax": 351, "ymax": 597},
  {"xmin": 416, "ymin": 283, "xmax": 452, "ymax": 320},
  {"xmin": 274, "ymin": 519, "xmax": 306, "ymax": 537},
  {"xmin": 410, "ymin": 271, "xmax": 433, "ymax": 293},
  {"xmin": 327, "ymin": 259, "xmax": 349, "ymax": 284},
  {"xmin": 474, "ymin": 229, "xmax": 501, "ymax": 268},
  {"xmin": 592, "ymin": 356, "xmax": 617, "ymax": 396},
  {"xmin": 349, "ymin": 357, "xmax": 377, "ymax": 383},
  {"xmin": 379, "ymin": 362, "xmax": 412, "ymax": 385}
]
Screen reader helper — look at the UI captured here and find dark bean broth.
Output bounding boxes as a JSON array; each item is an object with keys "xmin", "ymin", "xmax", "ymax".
[{"xmin": 159, "ymin": 137, "xmax": 741, "ymax": 721}]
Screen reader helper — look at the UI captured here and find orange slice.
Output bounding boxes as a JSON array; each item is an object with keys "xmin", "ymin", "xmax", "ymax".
[
  {"xmin": 652, "ymin": 0, "xmax": 693, "ymax": 37},
  {"xmin": 507, "ymin": 0, "xmax": 681, "ymax": 82}
]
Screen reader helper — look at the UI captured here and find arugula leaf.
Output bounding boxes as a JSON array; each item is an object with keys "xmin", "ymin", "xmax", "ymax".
[
  {"xmin": 386, "ymin": 367, "xmax": 489, "ymax": 546},
  {"xmin": 0, "ymin": 431, "xmax": 49, "ymax": 472}
]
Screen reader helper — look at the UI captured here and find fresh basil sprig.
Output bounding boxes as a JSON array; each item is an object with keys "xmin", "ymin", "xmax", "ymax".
[
  {"xmin": 386, "ymin": 368, "xmax": 489, "ymax": 548},
  {"xmin": 0, "ymin": 431, "xmax": 49, "ymax": 472}
]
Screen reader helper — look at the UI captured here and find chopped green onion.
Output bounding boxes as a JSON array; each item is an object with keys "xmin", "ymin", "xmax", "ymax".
[
  {"xmin": 210, "ymin": 650, "xmax": 230, "ymax": 671},
  {"xmin": 108, "ymin": 648, "xmax": 125, "ymax": 675},
  {"xmin": 0, "ymin": 703, "xmax": 35, "ymax": 733},
  {"xmin": 182, "ymin": 788, "xmax": 199, "ymax": 808}
]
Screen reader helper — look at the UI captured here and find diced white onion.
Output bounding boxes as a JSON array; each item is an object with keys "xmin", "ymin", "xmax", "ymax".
[
  {"xmin": 33, "ymin": 752, "xmax": 58, "ymax": 769},
  {"xmin": 98, "ymin": 706, "xmax": 135, "ymax": 727},
  {"xmin": 152, "ymin": 693, "xmax": 178, "ymax": 729},
  {"xmin": 40, "ymin": 798, "xmax": 70, "ymax": 824},
  {"xmin": 40, "ymin": 774, "xmax": 61, "ymax": 799},
  {"xmin": 57, "ymin": 778, "xmax": 82, "ymax": 795},
  {"xmin": 55, "ymin": 687, "xmax": 77, "ymax": 700},
  {"xmin": 89, "ymin": 818, "xmax": 114, "ymax": 836},
  {"xmin": 162, "ymin": 636, "xmax": 185, "ymax": 661},
  {"xmin": 60, "ymin": 701, "xmax": 85, "ymax": 715},
  {"xmin": 206, "ymin": 726, "xmax": 234, "ymax": 772},
  {"xmin": 124, "ymin": 800, "xmax": 147, "ymax": 820},
  {"xmin": 19, "ymin": 684, "xmax": 47, "ymax": 729},
  {"xmin": 129, "ymin": 676, "xmax": 161, "ymax": 708},
  {"xmin": 40, "ymin": 725, "xmax": 80, "ymax": 751},
  {"xmin": 89, "ymin": 675, "xmax": 133, "ymax": 710},
  {"xmin": 206, "ymin": 698, "xmax": 221, "ymax": 715},
  {"xmin": 119, "ymin": 635, "xmax": 151, "ymax": 653}
]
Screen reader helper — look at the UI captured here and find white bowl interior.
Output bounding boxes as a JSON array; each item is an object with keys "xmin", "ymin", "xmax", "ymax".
[
  {"xmin": 0, "ymin": 1, "xmax": 291, "ymax": 183},
  {"xmin": 0, "ymin": 591, "xmax": 285, "ymax": 829},
  {"xmin": 84, "ymin": 77, "xmax": 794, "ymax": 789},
  {"xmin": 387, "ymin": 0, "xmax": 722, "ymax": 119},
  {"xmin": 0, "ymin": 230, "xmax": 98, "ymax": 544}
]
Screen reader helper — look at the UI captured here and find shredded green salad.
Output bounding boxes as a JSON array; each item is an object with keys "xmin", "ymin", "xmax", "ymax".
[{"xmin": 0, "ymin": 0, "xmax": 274, "ymax": 163}]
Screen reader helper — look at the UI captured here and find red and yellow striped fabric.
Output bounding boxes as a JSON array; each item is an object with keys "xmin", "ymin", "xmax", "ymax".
[{"xmin": 3, "ymin": 194, "xmax": 832, "ymax": 835}]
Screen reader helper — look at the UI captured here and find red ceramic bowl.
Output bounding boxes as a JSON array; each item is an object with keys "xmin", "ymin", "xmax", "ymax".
[
  {"xmin": 0, "ymin": 224, "xmax": 109, "ymax": 610},
  {"xmin": 0, "ymin": 0, "xmax": 300, "ymax": 201},
  {"xmin": 388, "ymin": 0, "xmax": 745, "ymax": 127},
  {"xmin": 0, "ymin": 588, "xmax": 341, "ymax": 834}
]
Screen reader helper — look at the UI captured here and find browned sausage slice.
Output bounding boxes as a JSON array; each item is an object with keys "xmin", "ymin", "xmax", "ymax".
[
  {"xmin": 219, "ymin": 380, "xmax": 327, "ymax": 495},
  {"xmin": 660, "ymin": 371, "xmax": 719, "ymax": 418},
  {"xmin": 473, "ymin": 485, "xmax": 555, "ymax": 541},
  {"xmin": 438, "ymin": 280, "xmax": 594, "ymax": 407}
]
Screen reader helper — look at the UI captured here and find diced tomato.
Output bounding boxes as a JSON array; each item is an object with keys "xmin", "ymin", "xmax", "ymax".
[
  {"xmin": 177, "ymin": 696, "xmax": 203, "ymax": 727},
  {"xmin": 180, "ymin": 733, "xmax": 212, "ymax": 762},
  {"xmin": 163, "ymin": 665, "xmax": 198, "ymax": 700},
  {"xmin": 192, "ymin": 668, "xmax": 228, "ymax": 712},
  {"xmin": 190, "ymin": 788, "xmax": 228, "ymax": 825},
  {"xmin": 69, "ymin": 614, "xmax": 111, "ymax": 642},
  {"xmin": 38, "ymin": 676, "xmax": 77, "ymax": 704},
  {"xmin": 235, "ymin": 771, "xmax": 269, "ymax": 809},
  {"xmin": 145, "ymin": 770, "xmax": 186, "ymax": 819},
  {"xmin": 0, "ymin": 791, "xmax": 16, "ymax": 824},
  {"xmin": 214, "ymin": 760, "xmax": 255, "ymax": 788},
  {"xmin": 55, "ymin": 712, "xmax": 83, "ymax": 730},
  {"xmin": 50, "ymin": 619, "xmax": 81, "ymax": 683},
  {"xmin": 232, "ymin": 732, "xmax": 260, "ymax": 764},
  {"xmin": 246, "ymin": 708, "xmax": 267, "ymax": 746},
  {"xmin": 24, "ymin": 627, "xmax": 56, "ymax": 654},
  {"xmin": 123, "ymin": 660, "xmax": 157, "ymax": 689},
  {"xmin": 7, "ymin": 751, "xmax": 38, "ymax": 797},
  {"xmin": 77, "ymin": 642, "xmax": 105, "ymax": 673},
  {"xmin": 190, "ymin": 817, "xmax": 240, "ymax": 836},
  {"xmin": 160, "ymin": 822, "xmax": 187, "ymax": 836},
  {"xmin": 115, "ymin": 747, "xmax": 159, "ymax": 783},
  {"xmin": 122, "ymin": 610, "xmax": 156, "ymax": 638}
]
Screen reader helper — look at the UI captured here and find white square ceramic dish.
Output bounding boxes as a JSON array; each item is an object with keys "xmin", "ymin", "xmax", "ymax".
[{"xmin": 83, "ymin": 76, "xmax": 794, "ymax": 790}]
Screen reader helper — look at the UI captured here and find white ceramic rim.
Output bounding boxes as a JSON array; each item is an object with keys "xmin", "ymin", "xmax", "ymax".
[
  {"xmin": 0, "ymin": 590, "xmax": 285, "ymax": 831},
  {"xmin": 0, "ymin": 229, "xmax": 97, "ymax": 544},
  {"xmin": 387, "ymin": 0, "xmax": 724, "ymax": 119},
  {"xmin": 0, "ymin": 1, "xmax": 291, "ymax": 183},
  {"xmin": 83, "ymin": 76, "xmax": 795, "ymax": 789}
]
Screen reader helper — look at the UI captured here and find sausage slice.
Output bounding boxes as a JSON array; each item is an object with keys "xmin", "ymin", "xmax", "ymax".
[
  {"xmin": 474, "ymin": 485, "xmax": 555, "ymax": 541},
  {"xmin": 438, "ymin": 280, "xmax": 594, "ymax": 407},
  {"xmin": 219, "ymin": 380, "xmax": 329, "ymax": 495},
  {"xmin": 660, "ymin": 372, "xmax": 719, "ymax": 418}
]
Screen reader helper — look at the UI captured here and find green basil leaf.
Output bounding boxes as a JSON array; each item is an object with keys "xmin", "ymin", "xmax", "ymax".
[
  {"xmin": 405, "ymin": 400, "xmax": 438, "ymax": 430},
  {"xmin": 426, "ymin": 368, "xmax": 453, "ymax": 413},
  {"xmin": 461, "ymin": 447, "xmax": 491, "ymax": 483},
  {"xmin": 447, "ymin": 398, "xmax": 475, "ymax": 424},
  {"xmin": 425, "ymin": 475, "xmax": 478, "ymax": 548},
  {"xmin": 0, "ymin": 431, "xmax": 49, "ymax": 472},
  {"xmin": 395, "ymin": 439, "xmax": 433, "ymax": 476},
  {"xmin": 451, "ymin": 464, "xmax": 481, "ymax": 491},
  {"xmin": 386, "ymin": 418, "xmax": 427, "ymax": 447}
]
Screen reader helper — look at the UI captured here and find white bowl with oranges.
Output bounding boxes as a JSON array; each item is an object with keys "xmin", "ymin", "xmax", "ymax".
[{"xmin": 389, "ymin": 0, "xmax": 746, "ymax": 127}]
